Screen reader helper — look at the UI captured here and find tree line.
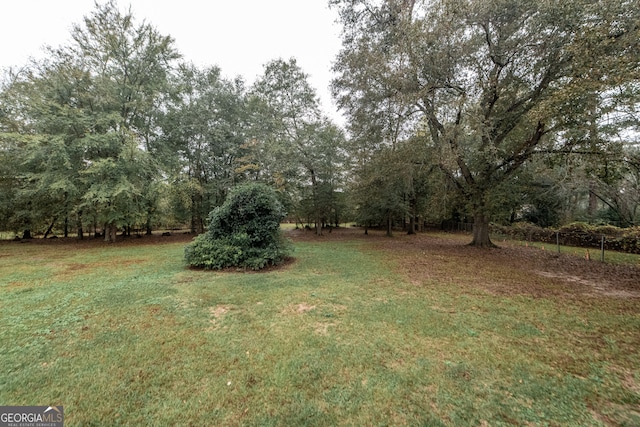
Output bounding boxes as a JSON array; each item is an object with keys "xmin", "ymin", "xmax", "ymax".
[
  {"xmin": 1, "ymin": 0, "xmax": 639, "ymax": 246},
  {"xmin": 0, "ymin": 1, "xmax": 346, "ymax": 242},
  {"xmin": 332, "ymin": 0, "xmax": 640, "ymax": 246}
]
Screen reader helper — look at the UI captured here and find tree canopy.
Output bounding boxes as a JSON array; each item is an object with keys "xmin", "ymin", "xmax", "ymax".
[
  {"xmin": 331, "ymin": 0, "xmax": 640, "ymax": 245},
  {"xmin": 0, "ymin": 2, "xmax": 346, "ymax": 241},
  {"xmin": 1, "ymin": 0, "xmax": 639, "ymax": 245}
]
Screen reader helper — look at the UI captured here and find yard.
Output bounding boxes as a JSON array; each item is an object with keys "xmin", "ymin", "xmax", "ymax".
[{"xmin": 1, "ymin": 228, "xmax": 639, "ymax": 425}]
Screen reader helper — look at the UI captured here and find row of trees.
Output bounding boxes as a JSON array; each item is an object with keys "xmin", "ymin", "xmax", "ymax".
[
  {"xmin": 1, "ymin": 0, "xmax": 639, "ymax": 246},
  {"xmin": 0, "ymin": 1, "xmax": 346, "ymax": 241},
  {"xmin": 331, "ymin": 0, "xmax": 640, "ymax": 245}
]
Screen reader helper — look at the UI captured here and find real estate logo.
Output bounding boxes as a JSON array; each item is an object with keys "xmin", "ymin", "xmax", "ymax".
[{"xmin": 0, "ymin": 406, "xmax": 63, "ymax": 427}]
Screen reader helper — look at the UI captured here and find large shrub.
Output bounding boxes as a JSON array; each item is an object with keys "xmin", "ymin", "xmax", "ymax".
[{"xmin": 185, "ymin": 183, "xmax": 293, "ymax": 270}]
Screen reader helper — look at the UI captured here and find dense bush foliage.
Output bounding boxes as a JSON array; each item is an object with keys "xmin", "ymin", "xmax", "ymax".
[
  {"xmin": 492, "ymin": 222, "xmax": 640, "ymax": 254},
  {"xmin": 184, "ymin": 183, "xmax": 293, "ymax": 270}
]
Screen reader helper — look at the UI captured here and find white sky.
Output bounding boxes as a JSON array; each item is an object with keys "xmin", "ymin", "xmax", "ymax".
[{"xmin": 0, "ymin": 0, "xmax": 345, "ymax": 122}]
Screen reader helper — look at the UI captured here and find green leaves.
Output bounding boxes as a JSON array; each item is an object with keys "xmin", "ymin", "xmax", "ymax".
[
  {"xmin": 250, "ymin": 59, "xmax": 347, "ymax": 230},
  {"xmin": 332, "ymin": 0, "xmax": 640, "ymax": 241},
  {"xmin": 161, "ymin": 64, "xmax": 249, "ymax": 232},
  {"xmin": 0, "ymin": 1, "xmax": 178, "ymax": 238},
  {"xmin": 185, "ymin": 183, "xmax": 292, "ymax": 270}
]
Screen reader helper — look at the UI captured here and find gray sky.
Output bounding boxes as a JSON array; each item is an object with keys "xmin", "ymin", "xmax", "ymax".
[{"xmin": 0, "ymin": 0, "xmax": 344, "ymax": 121}]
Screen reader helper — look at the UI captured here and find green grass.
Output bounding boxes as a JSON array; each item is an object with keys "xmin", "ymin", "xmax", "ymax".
[
  {"xmin": 513, "ymin": 239, "xmax": 640, "ymax": 265},
  {"xmin": 1, "ymin": 236, "xmax": 639, "ymax": 425}
]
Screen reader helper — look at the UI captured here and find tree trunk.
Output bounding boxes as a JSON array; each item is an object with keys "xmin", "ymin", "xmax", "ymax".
[
  {"xmin": 470, "ymin": 212, "xmax": 495, "ymax": 248},
  {"xmin": 77, "ymin": 212, "xmax": 84, "ymax": 240},
  {"xmin": 190, "ymin": 213, "xmax": 196, "ymax": 234},
  {"xmin": 408, "ymin": 215, "xmax": 416, "ymax": 235},
  {"xmin": 146, "ymin": 203, "xmax": 154, "ymax": 235},
  {"xmin": 191, "ymin": 194, "xmax": 204, "ymax": 234},
  {"xmin": 104, "ymin": 223, "xmax": 117, "ymax": 243},
  {"xmin": 588, "ymin": 187, "xmax": 598, "ymax": 217},
  {"xmin": 43, "ymin": 217, "xmax": 57, "ymax": 239},
  {"xmin": 386, "ymin": 214, "xmax": 393, "ymax": 237},
  {"xmin": 310, "ymin": 169, "xmax": 322, "ymax": 236}
]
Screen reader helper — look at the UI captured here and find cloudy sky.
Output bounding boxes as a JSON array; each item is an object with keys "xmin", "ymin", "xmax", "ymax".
[{"xmin": 0, "ymin": 0, "xmax": 345, "ymax": 121}]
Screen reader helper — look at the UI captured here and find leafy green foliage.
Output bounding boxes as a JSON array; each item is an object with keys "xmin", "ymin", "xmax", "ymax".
[
  {"xmin": 0, "ymin": 1, "xmax": 178, "ymax": 240},
  {"xmin": 331, "ymin": 0, "xmax": 640, "ymax": 246},
  {"xmin": 185, "ymin": 183, "xmax": 292, "ymax": 270},
  {"xmin": 162, "ymin": 64, "xmax": 249, "ymax": 233},
  {"xmin": 249, "ymin": 59, "xmax": 347, "ymax": 234}
]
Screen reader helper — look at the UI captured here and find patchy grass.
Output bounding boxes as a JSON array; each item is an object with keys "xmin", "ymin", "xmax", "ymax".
[
  {"xmin": 511, "ymin": 239, "xmax": 640, "ymax": 266},
  {"xmin": 483, "ymin": 230, "xmax": 640, "ymax": 266},
  {"xmin": 0, "ymin": 230, "xmax": 639, "ymax": 426}
]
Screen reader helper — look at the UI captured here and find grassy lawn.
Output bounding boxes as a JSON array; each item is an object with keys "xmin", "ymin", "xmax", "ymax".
[{"xmin": 1, "ymin": 232, "xmax": 639, "ymax": 426}]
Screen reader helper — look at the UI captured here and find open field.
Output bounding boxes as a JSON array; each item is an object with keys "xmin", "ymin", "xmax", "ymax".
[{"xmin": 1, "ymin": 228, "xmax": 639, "ymax": 425}]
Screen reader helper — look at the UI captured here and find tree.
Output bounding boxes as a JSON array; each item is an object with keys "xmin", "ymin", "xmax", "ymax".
[
  {"xmin": 162, "ymin": 64, "xmax": 248, "ymax": 233},
  {"xmin": 0, "ymin": 1, "xmax": 180, "ymax": 241},
  {"xmin": 0, "ymin": 56, "xmax": 96, "ymax": 238},
  {"xmin": 184, "ymin": 182, "xmax": 292, "ymax": 270},
  {"xmin": 351, "ymin": 138, "xmax": 432, "ymax": 235},
  {"xmin": 331, "ymin": 0, "xmax": 640, "ymax": 246},
  {"xmin": 70, "ymin": 0, "xmax": 179, "ymax": 241},
  {"xmin": 249, "ymin": 58, "xmax": 347, "ymax": 235}
]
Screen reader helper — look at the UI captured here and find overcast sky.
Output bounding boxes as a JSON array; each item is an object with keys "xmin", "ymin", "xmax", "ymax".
[{"xmin": 0, "ymin": 0, "xmax": 345, "ymax": 122}]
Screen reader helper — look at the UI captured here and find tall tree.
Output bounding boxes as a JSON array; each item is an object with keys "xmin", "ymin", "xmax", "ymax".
[
  {"xmin": 162, "ymin": 64, "xmax": 248, "ymax": 233},
  {"xmin": 250, "ymin": 58, "xmax": 346, "ymax": 235},
  {"xmin": 332, "ymin": 0, "xmax": 640, "ymax": 246},
  {"xmin": 0, "ymin": 57, "xmax": 95, "ymax": 238},
  {"xmin": 69, "ymin": 0, "xmax": 179, "ymax": 241},
  {"xmin": 0, "ymin": 1, "xmax": 181, "ymax": 241}
]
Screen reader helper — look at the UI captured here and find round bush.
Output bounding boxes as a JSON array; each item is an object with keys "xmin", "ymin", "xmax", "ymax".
[{"xmin": 185, "ymin": 183, "xmax": 293, "ymax": 270}]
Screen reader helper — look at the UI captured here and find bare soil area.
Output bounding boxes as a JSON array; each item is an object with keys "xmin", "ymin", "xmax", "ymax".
[{"xmin": 287, "ymin": 226, "xmax": 640, "ymax": 299}]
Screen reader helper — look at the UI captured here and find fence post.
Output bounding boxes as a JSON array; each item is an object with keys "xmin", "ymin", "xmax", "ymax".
[
  {"xmin": 601, "ymin": 235, "xmax": 605, "ymax": 262},
  {"xmin": 556, "ymin": 231, "xmax": 560, "ymax": 254}
]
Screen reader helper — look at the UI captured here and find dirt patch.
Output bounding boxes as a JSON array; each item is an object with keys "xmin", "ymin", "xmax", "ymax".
[
  {"xmin": 5, "ymin": 281, "xmax": 30, "ymax": 290},
  {"xmin": 313, "ymin": 321, "xmax": 336, "ymax": 336},
  {"xmin": 288, "ymin": 227, "xmax": 640, "ymax": 300},
  {"xmin": 281, "ymin": 303, "xmax": 316, "ymax": 315},
  {"xmin": 210, "ymin": 305, "xmax": 231, "ymax": 319},
  {"xmin": 399, "ymin": 235, "xmax": 639, "ymax": 299},
  {"xmin": 535, "ymin": 271, "xmax": 640, "ymax": 298},
  {"xmin": 398, "ymin": 235, "xmax": 640, "ymax": 299},
  {"xmin": 52, "ymin": 258, "xmax": 147, "ymax": 280},
  {"xmin": 295, "ymin": 303, "xmax": 316, "ymax": 313},
  {"xmin": 207, "ymin": 305, "xmax": 234, "ymax": 331}
]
